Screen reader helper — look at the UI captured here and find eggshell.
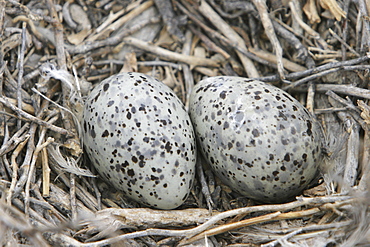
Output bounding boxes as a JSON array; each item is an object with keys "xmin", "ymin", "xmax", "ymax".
[
  {"xmin": 189, "ymin": 76, "xmax": 323, "ymax": 203},
  {"xmin": 83, "ymin": 72, "xmax": 196, "ymax": 209}
]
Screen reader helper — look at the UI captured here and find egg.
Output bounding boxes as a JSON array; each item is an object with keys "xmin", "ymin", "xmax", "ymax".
[
  {"xmin": 82, "ymin": 72, "xmax": 196, "ymax": 209},
  {"xmin": 189, "ymin": 76, "xmax": 323, "ymax": 203}
]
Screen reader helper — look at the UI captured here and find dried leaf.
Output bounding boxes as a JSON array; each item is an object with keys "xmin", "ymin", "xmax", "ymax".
[
  {"xmin": 303, "ymin": 0, "xmax": 321, "ymax": 24},
  {"xmin": 120, "ymin": 52, "xmax": 138, "ymax": 73},
  {"xmin": 319, "ymin": 0, "xmax": 346, "ymax": 21},
  {"xmin": 358, "ymin": 100, "xmax": 370, "ymax": 125},
  {"xmin": 67, "ymin": 29, "xmax": 91, "ymax": 45},
  {"xmin": 69, "ymin": 4, "xmax": 91, "ymax": 31}
]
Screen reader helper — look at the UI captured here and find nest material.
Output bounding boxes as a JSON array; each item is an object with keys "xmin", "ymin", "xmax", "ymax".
[{"xmin": 1, "ymin": 0, "xmax": 370, "ymax": 246}]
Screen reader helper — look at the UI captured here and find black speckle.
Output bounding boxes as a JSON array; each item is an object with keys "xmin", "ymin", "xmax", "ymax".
[
  {"xmin": 102, "ymin": 130, "xmax": 109, "ymax": 137},
  {"xmin": 246, "ymin": 162, "xmax": 253, "ymax": 168},
  {"xmin": 278, "ymin": 111, "xmax": 287, "ymax": 120},
  {"xmin": 284, "ymin": 153, "xmax": 290, "ymax": 162},
  {"xmin": 127, "ymin": 169, "xmax": 135, "ymax": 177},
  {"xmin": 252, "ymin": 129, "xmax": 260, "ymax": 137},
  {"xmin": 107, "ymin": 100, "xmax": 114, "ymax": 107},
  {"xmin": 306, "ymin": 120, "xmax": 313, "ymax": 136},
  {"xmin": 220, "ymin": 91, "xmax": 227, "ymax": 99},
  {"xmin": 165, "ymin": 141, "xmax": 172, "ymax": 153},
  {"xmin": 90, "ymin": 128, "xmax": 96, "ymax": 138},
  {"xmin": 103, "ymin": 83, "xmax": 109, "ymax": 92},
  {"xmin": 302, "ymin": 153, "xmax": 308, "ymax": 162},
  {"xmin": 227, "ymin": 142, "xmax": 233, "ymax": 150},
  {"xmin": 281, "ymin": 137, "xmax": 289, "ymax": 145}
]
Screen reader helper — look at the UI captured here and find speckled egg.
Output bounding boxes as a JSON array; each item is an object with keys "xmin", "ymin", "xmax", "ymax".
[
  {"xmin": 189, "ymin": 76, "xmax": 323, "ymax": 203},
  {"xmin": 83, "ymin": 72, "xmax": 196, "ymax": 209}
]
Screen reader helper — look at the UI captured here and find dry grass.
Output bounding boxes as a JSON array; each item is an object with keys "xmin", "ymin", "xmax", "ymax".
[{"xmin": 0, "ymin": 0, "xmax": 370, "ymax": 246}]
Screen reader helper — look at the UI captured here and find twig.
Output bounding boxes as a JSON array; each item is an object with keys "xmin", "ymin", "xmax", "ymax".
[
  {"xmin": 122, "ymin": 37, "xmax": 219, "ymax": 68},
  {"xmin": 86, "ymin": 0, "xmax": 154, "ymax": 42},
  {"xmin": 181, "ymin": 30, "xmax": 195, "ymax": 110},
  {"xmin": 252, "ymin": 0, "xmax": 285, "ymax": 79},
  {"xmin": 41, "ymin": 145, "xmax": 50, "ymax": 197},
  {"xmin": 329, "ymin": 28, "xmax": 360, "ymax": 57},
  {"xmin": 17, "ymin": 22, "xmax": 27, "ymax": 129},
  {"xmin": 0, "ymin": 201, "xmax": 50, "ymax": 246},
  {"xmin": 7, "ymin": 135, "xmax": 30, "ymax": 205},
  {"xmin": 25, "ymin": 131, "xmax": 54, "ymax": 217},
  {"xmin": 70, "ymin": 174, "xmax": 77, "ymax": 222},
  {"xmin": 198, "ymin": 0, "xmax": 259, "ymax": 77},
  {"xmin": 188, "ymin": 25, "xmax": 230, "ymax": 60},
  {"xmin": 177, "ymin": 1, "xmax": 279, "ymax": 70},
  {"xmin": 249, "ymin": 48, "xmax": 306, "ymax": 72},
  {"xmin": 68, "ymin": 16, "xmax": 160, "ymax": 54},
  {"xmin": 181, "ymin": 208, "xmax": 320, "ymax": 245},
  {"xmin": 0, "ymin": 96, "xmax": 70, "ymax": 135},
  {"xmin": 154, "ymin": 0, "xmax": 185, "ymax": 42},
  {"xmin": 182, "ymin": 212, "xmax": 282, "ymax": 245},
  {"xmin": 197, "ymin": 157, "xmax": 214, "ymax": 213},
  {"xmin": 315, "ymin": 84, "xmax": 370, "ymax": 100},
  {"xmin": 94, "ymin": 1, "xmax": 142, "ymax": 34},
  {"xmin": 0, "ymin": 122, "xmax": 29, "ymax": 156},
  {"xmin": 289, "ymin": 0, "xmax": 328, "ymax": 49},
  {"xmin": 13, "ymin": 123, "xmax": 37, "ymax": 196},
  {"xmin": 257, "ymin": 54, "xmax": 370, "ymax": 82},
  {"xmin": 45, "ymin": 0, "xmax": 66, "ymax": 70},
  {"xmin": 77, "ymin": 196, "xmax": 351, "ymax": 246},
  {"xmin": 261, "ymin": 229, "xmax": 303, "ymax": 247}
]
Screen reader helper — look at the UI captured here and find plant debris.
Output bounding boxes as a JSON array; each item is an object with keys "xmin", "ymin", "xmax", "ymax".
[{"xmin": 1, "ymin": 0, "xmax": 370, "ymax": 246}]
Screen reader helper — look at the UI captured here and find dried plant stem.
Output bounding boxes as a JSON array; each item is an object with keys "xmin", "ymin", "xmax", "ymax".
[
  {"xmin": 17, "ymin": 22, "xmax": 27, "ymax": 129},
  {"xmin": 0, "ymin": 96, "xmax": 70, "ymax": 135},
  {"xmin": 41, "ymin": 146, "xmax": 50, "ymax": 197},
  {"xmin": 289, "ymin": 1, "xmax": 328, "ymax": 49},
  {"xmin": 122, "ymin": 37, "xmax": 219, "ymax": 68},
  {"xmin": 45, "ymin": 0, "xmax": 66, "ymax": 70},
  {"xmin": 181, "ymin": 208, "xmax": 320, "ymax": 245},
  {"xmin": 198, "ymin": 0, "xmax": 259, "ymax": 77},
  {"xmin": 76, "ymin": 196, "xmax": 351, "ymax": 246},
  {"xmin": 252, "ymin": 0, "xmax": 285, "ymax": 78},
  {"xmin": 70, "ymin": 174, "xmax": 77, "ymax": 222},
  {"xmin": 7, "ymin": 135, "xmax": 30, "ymax": 205},
  {"xmin": 87, "ymin": 0, "xmax": 153, "ymax": 42},
  {"xmin": 0, "ymin": 122, "xmax": 29, "ymax": 156},
  {"xmin": 25, "ymin": 130, "xmax": 54, "ymax": 217},
  {"xmin": 249, "ymin": 48, "xmax": 306, "ymax": 72},
  {"xmin": 181, "ymin": 30, "xmax": 194, "ymax": 110},
  {"xmin": 315, "ymin": 84, "xmax": 370, "ymax": 100},
  {"xmin": 260, "ymin": 52, "xmax": 370, "ymax": 83}
]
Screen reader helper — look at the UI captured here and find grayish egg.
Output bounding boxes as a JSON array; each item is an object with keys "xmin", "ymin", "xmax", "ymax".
[
  {"xmin": 189, "ymin": 76, "xmax": 323, "ymax": 203},
  {"xmin": 83, "ymin": 72, "xmax": 196, "ymax": 209}
]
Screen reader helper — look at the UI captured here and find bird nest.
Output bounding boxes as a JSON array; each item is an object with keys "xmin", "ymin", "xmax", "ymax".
[{"xmin": 1, "ymin": 0, "xmax": 370, "ymax": 246}]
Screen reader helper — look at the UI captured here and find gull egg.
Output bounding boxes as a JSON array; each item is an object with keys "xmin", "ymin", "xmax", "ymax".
[
  {"xmin": 189, "ymin": 76, "xmax": 323, "ymax": 203},
  {"xmin": 83, "ymin": 72, "xmax": 196, "ymax": 209}
]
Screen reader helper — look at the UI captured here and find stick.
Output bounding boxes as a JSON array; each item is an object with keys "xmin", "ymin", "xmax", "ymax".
[{"xmin": 122, "ymin": 37, "xmax": 219, "ymax": 68}]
